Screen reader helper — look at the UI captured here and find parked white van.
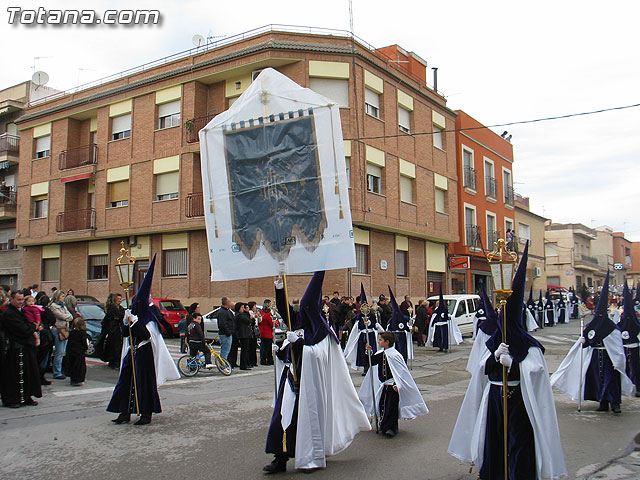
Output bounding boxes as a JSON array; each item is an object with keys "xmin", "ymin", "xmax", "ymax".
[{"xmin": 426, "ymin": 294, "xmax": 481, "ymax": 336}]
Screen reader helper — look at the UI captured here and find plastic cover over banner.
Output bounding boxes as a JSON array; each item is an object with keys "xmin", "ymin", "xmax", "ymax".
[{"xmin": 199, "ymin": 68, "xmax": 355, "ymax": 281}]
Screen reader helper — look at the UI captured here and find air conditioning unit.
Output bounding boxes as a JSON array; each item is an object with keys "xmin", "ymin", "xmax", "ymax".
[
  {"xmin": 251, "ymin": 69, "xmax": 265, "ymax": 81},
  {"xmin": 534, "ymin": 267, "xmax": 542, "ymax": 277}
]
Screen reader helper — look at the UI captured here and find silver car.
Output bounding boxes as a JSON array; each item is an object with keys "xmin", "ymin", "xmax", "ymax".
[{"xmin": 202, "ymin": 305, "xmax": 289, "ymax": 344}]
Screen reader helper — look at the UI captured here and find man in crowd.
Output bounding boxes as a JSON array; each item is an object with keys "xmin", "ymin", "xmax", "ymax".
[
  {"xmin": 378, "ymin": 294, "xmax": 392, "ymax": 331},
  {"xmin": 400, "ymin": 294, "xmax": 413, "ymax": 321},
  {"xmin": 217, "ymin": 297, "xmax": 235, "ymax": 361}
]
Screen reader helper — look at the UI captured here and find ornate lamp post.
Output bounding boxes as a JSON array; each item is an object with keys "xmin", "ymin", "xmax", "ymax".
[
  {"xmin": 115, "ymin": 241, "xmax": 139, "ymax": 415},
  {"xmin": 486, "ymin": 238, "xmax": 518, "ymax": 480}
]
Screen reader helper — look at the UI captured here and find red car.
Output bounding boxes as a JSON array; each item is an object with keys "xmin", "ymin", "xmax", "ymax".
[{"xmin": 152, "ymin": 298, "xmax": 187, "ymax": 336}]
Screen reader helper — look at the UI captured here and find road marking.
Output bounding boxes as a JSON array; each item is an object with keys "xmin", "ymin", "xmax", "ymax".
[{"xmin": 53, "ymin": 386, "xmax": 114, "ymax": 397}]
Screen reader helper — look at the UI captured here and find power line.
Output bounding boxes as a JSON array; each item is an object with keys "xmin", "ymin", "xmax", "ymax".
[{"xmin": 346, "ymin": 102, "xmax": 640, "ymax": 142}]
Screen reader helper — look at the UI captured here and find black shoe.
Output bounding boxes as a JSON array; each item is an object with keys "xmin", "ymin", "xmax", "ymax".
[
  {"xmin": 134, "ymin": 414, "xmax": 151, "ymax": 425},
  {"xmin": 5, "ymin": 403, "xmax": 20, "ymax": 409},
  {"xmin": 635, "ymin": 391, "xmax": 640, "ymax": 398},
  {"xmin": 384, "ymin": 430, "xmax": 396, "ymax": 438},
  {"xmin": 53, "ymin": 375, "xmax": 66, "ymax": 380},
  {"xmin": 40, "ymin": 377, "xmax": 52, "ymax": 385},
  {"xmin": 240, "ymin": 367, "xmax": 252, "ymax": 370},
  {"xmin": 263, "ymin": 458, "xmax": 287, "ymax": 474},
  {"xmin": 596, "ymin": 402, "xmax": 609, "ymax": 412},
  {"xmin": 112, "ymin": 413, "xmax": 131, "ymax": 424},
  {"xmin": 24, "ymin": 398, "xmax": 38, "ymax": 406},
  {"xmin": 611, "ymin": 404, "xmax": 621, "ymax": 414}
]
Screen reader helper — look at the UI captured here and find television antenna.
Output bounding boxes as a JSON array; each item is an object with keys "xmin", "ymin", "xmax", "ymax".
[
  {"xmin": 31, "ymin": 71, "xmax": 49, "ymax": 89},
  {"xmin": 32, "ymin": 56, "xmax": 52, "ymax": 72}
]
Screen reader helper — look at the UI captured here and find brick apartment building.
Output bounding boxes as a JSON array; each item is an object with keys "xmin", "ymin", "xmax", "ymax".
[
  {"xmin": 15, "ymin": 26, "xmax": 459, "ymax": 305},
  {"xmin": 514, "ymin": 193, "xmax": 547, "ymax": 293},
  {"xmin": 450, "ymin": 110, "xmax": 515, "ymax": 294}
]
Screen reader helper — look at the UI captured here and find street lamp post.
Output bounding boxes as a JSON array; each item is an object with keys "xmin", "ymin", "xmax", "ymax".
[
  {"xmin": 115, "ymin": 241, "xmax": 139, "ymax": 416},
  {"xmin": 486, "ymin": 238, "xmax": 518, "ymax": 480}
]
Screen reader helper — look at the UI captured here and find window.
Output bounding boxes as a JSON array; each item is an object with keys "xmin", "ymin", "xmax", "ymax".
[
  {"xmin": 503, "ymin": 169, "xmax": 513, "ymax": 205},
  {"xmin": 365, "ymin": 88, "xmax": 380, "ymax": 118},
  {"xmin": 156, "ymin": 171, "xmax": 179, "ymax": 201},
  {"xmin": 462, "ymin": 148, "xmax": 475, "ymax": 190},
  {"xmin": 0, "ymin": 229, "xmax": 16, "ymax": 250},
  {"xmin": 354, "ymin": 244, "xmax": 369, "ymax": 274},
  {"xmin": 163, "ymin": 248, "xmax": 187, "ymax": 277},
  {"xmin": 366, "ymin": 163, "xmax": 382, "ymax": 194},
  {"xmin": 433, "ymin": 125, "xmax": 443, "ymax": 149},
  {"xmin": 111, "ymin": 114, "xmax": 131, "ymax": 140},
  {"xmin": 396, "ymin": 250, "xmax": 408, "ymax": 277},
  {"xmin": 345, "ymin": 156, "xmax": 351, "ymax": 186},
  {"xmin": 42, "ymin": 258, "xmax": 59, "ymax": 282},
  {"xmin": 109, "ymin": 180, "xmax": 129, "ymax": 207},
  {"xmin": 88, "ymin": 254, "xmax": 108, "ymax": 280},
  {"xmin": 400, "ymin": 176, "xmax": 413, "ymax": 203},
  {"xmin": 158, "ymin": 100, "xmax": 181, "ymax": 129},
  {"xmin": 486, "ymin": 213, "xmax": 497, "ymax": 247},
  {"xmin": 455, "ymin": 300, "xmax": 467, "ymax": 317},
  {"xmin": 32, "ymin": 195, "xmax": 48, "ymax": 219},
  {"xmin": 435, "ymin": 188, "xmax": 446, "ymax": 213},
  {"xmin": 464, "ymin": 206, "xmax": 477, "ymax": 247},
  {"xmin": 398, "ymin": 106, "xmax": 411, "ymax": 133},
  {"xmin": 35, "ymin": 135, "xmax": 51, "ymax": 158},
  {"xmin": 484, "ymin": 159, "xmax": 496, "ymax": 198},
  {"xmin": 308, "ymin": 78, "xmax": 349, "ymax": 108}
]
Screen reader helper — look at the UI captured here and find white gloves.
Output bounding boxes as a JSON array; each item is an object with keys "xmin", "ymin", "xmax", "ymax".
[
  {"xmin": 375, "ymin": 323, "xmax": 384, "ymax": 333},
  {"xmin": 579, "ymin": 336, "xmax": 586, "ymax": 345},
  {"xmin": 499, "ymin": 354, "xmax": 513, "ymax": 370},
  {"xmin": 123, "ymin": 309, "xmax": 138, "ymax": 325},
  {"xmin": 272, "ymin": 343, "xmax": 280, "ymax": 353},
  {"xmin": 494, "ymin": 343, "xmax": 509, "ymax": 361},
  {"xmin": 286, "ymin": 330, "xmax": 303, "ymax": 344},
  {"xmin": 275, "ymin": 277, "xmax": 284, "ymax": 290}
]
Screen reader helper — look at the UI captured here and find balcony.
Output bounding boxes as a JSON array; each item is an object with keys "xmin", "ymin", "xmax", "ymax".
[
  {"xmin": 485, "ymin": 176, "xmax": 497, "ymax": 199},
  {"xmin": 0, "ymin": 189, "xmax": 17, "ymax": 219},
  {"xmin": 185, "ymin": 192, "xmax": 204, "ymax": 218},
  {"xmin": 574, "ymin": 253, "xmax": 599, "ymax": 271},
  {"xmin": 487, "ymin": 230, "xmax": 499, "ymax": 249},
  {"xmin": 56, "ymin": 208, "xmax": 96, "ymax": 232},
  {"xmin": 504, "ymin": 186, "xmax": 514, "ymax": 206},
  {"xmin": 0, "ymin": 133, "xmax": 19, "ymax": 163},
  {"xmin": 463, "ymin": 166, "xmax": 476, "ymax": 191},
  {"xmin": 465, "ymin": 224, "xmax": 480, "ymax": 248},
  {"xmin": 59, "ymin": 144, "xmax": 97, "ymax": 170},
  {"xmin": 185, "ymin": 111, "xmax": 219, "ymax": 143}
]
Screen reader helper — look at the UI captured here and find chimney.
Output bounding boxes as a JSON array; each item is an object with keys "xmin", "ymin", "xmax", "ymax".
[{"xmin": 432, "ymin": 67, "xmax": 438, "ymax": 94}]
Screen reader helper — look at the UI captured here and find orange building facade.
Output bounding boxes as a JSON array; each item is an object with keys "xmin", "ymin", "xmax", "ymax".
[{"xmin": 450, "ymin": 110, "xmax": 515, "ymax": 294}]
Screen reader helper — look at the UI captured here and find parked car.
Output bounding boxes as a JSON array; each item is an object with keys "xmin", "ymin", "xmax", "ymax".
[
  {"xmin": 202, "ymin": 305, "xmax": 288, "ymax": 344},
  {"xmin": 76, "ymin": 301, "xmax": 106, "ymax": 357},
  {"xmin": 74, "ymin": 295, "xmax": 102, "ymax": 305},
  {"xmin": 120, "ymin": 297, "xmax": 187, "ymax": 336},
  {"xmin": 426, "ymin": 294, "xmax": 480, "ymax": 336}
]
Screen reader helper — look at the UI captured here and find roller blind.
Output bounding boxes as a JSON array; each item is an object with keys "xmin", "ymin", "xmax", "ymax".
[
  {"xmin": 366, "ymin": 163, "xmax": 382, "ymax": 177},
  {"xmin": 112, "ymin": 114, "xmax": 131, "ymax": 134},
  {"xmin": 110, "ymin": 181, "xmax": 129, "ymax": 202},
  {"xmin": 398, "ymin": 107, "xmax": 410, "ymax": 131},
  {"xmin": 156, "ymin": 171, "xmax": 179, "ymax": 196},
  {"xmin": 365, "ymin": 88, "xmax": 379, "ymax": 108},
  {"xmin": 36, "ymin": 135, "xmax": 51, "ymax": 152},
  {"xmin": 158, "ymin": 100, "xmax": 180, "ymax": 117},
  {"xmin": 309, "ymin": 78, "xmax": 349, "ymax": 108}
]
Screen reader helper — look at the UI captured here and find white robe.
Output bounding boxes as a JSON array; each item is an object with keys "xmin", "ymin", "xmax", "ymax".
[
  {"xmin": 294, "ymin": 335, "xmax": 371, "ymax": 469},
  {"xmin": 449, "ymin": 347, "xmax": 568, "ymax": 480},
  {"xmin": 120, "ymin": 320, "xmax": 181, "ymax": 386},
  {"xmin": 358, "ymin": 347, "xmax": 428, "ymax": 420},
  {"xmin": 343, "ymin": 321, "xmax": 378, "ymax": 370},
  {"xmin": 550, "ymin": 329, "xmax": 635, "ymax": 403},
  {"xmin": 426, "ymin": 314, "xmax": 463, "ymax": 347},
  {"xmin": 466, "ymin": 329, "xmax": 491, "ymax": 374},
  {"xmin": 525, "ymin": 308, "xmax": 539, "ymax": 331}
]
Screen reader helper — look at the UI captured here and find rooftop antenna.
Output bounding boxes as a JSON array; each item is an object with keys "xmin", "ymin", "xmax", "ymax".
[
  {"xmin": 205, "ymin": 30, "xmax": 226, "ymax": 46},
  {"xmin": 77, "ymin": 67, "xmax": 96, "ymax": 88},
  {"xmin": 348, "ymin": 0, "xmax": 354, "ymax": 35},
  {"xmin": 31, "ymin": 56, "xmax": 52, "ymax": 72},
  {"xmin": 192, "ymin": 34, "xmax": 205, "ymax": 49},
  {"xmin": 31, "ymin": 71, "xmax": 49, "ymax": 90}
]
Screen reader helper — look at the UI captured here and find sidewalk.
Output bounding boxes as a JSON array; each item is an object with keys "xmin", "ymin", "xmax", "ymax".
[{"xmin": 578, "ymin": 433, "xmax": 640, "ymax": 479}]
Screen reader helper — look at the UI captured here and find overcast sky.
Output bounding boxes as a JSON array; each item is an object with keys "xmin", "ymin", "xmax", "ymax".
[{"xmin": 3, "ymin": 0, "xmax": 638, "ymax": 241}]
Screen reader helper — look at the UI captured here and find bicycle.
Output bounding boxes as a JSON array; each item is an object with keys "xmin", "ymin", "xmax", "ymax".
[{"xmin": 177, "ymin": 341, "xmax": 232, "ymax": 377}]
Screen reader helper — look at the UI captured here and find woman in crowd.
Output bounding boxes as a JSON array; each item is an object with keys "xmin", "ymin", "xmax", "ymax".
[
  {"xmin": 102, "ymin": 293, "xmax": 125, "ymax": 369},
  {"xmin": 247, "ymin": 301, "xmax": 259, "ymax": 367},
  {"xmin": 35, "ymin": 294, "xmax": 55, "ymax": 385},
  {"xmin": 48, "ymin": 290, "xmax": 73, "ymax": 380},
  {"xmin": 258, "ymin": 300, "xmax": 274, "ymax": 366}
]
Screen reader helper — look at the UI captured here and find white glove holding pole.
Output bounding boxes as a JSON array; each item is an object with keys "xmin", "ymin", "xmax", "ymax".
[
  {"xmin": 499, "ymin": 354, "xmax": 513, "ymax": 370},
  {"xmin": 579, "ymin": 336, "xmax": 586, "ymax": 345},
  {"xmin": 495, "ymin": 342, "xmax": 509, "ymax": 361},
  {"xmin": 375, "ymin": 323, "xmax": 384, "ymax": 333},
  {"xmin": 123, "ymin": 309, "xmax": 138, "ymax": 325},
  {"xmin": 286, "ymin": 331, "xmax": 302, "ymax": 344},
  {"xmin": 272, "ymin": 343, "xmax": 279, "ymax": 353},
  {"xmin": 275, "ymin": 277, "xmax": 284, "ymax": 290}
]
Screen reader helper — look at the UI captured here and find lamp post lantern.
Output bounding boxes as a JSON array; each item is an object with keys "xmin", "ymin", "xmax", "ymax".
[
  {"xmin": 115, "ymin": 241, "xmax": 139, "ymax": 415},
  {"xmin": 486, "ymin": 238, "xmax": 518, "ymax": 480}
]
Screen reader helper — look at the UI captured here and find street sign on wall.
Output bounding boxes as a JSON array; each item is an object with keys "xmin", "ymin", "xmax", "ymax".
[
  {"xmin": 613, "ymin": 263, "xmax": 623, "ymax": 270},
  {"xmin": 450, "ymin": 255, "xmax": 470, "ymax": 269}
]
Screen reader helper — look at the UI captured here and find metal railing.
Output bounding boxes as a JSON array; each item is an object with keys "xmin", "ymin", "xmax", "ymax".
[
  {"xmin": 0, "ymin": 188, "xmax": 16, "ymax": 204},
  {"xmin": 465, "ymin": 224, "xmax": 480, "ymax": 248},
  {"xmin": 485, "ymin": 176, "xmax": 497, "ymax": 198},
  {"xmin": 463, "ymin": 166, "xmax": 476, "ymax": 190},
  {"xmin": 0, "ymin": 133, "xmax": 19, "ymax": 155},
  {"xmin": 185, "ymin": 192, "xmax": 204, "ymax": 218},
  {"xmin": 575, "ymin": 253, "xmax": 599, "ymax": 266},
  {"xmin": 56, "ymin": 208, "xmax": 96, "ymax": 232},
  {"xmin": 59, "ymin": 144, "xmax": 97, "ymax": 170},
  {"xmin": 487, "ymin": 230, "xmax": 499, "ymax": 249},
  {"xmin": 185, "ymin": 112, "xmax": 219, "ymax": 143},
  {"xmin": 504, "ymin": 185, "xmax": 514, "ymax": 206},
  {"xmin": 29, "ymin": 25, "xmax": 442, "ymax": 107}
]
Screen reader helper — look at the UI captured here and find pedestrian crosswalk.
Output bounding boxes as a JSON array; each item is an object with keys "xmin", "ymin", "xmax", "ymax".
[{"xmin": 533, "ymin": 333, "xmax": 579, "ymax": 346}]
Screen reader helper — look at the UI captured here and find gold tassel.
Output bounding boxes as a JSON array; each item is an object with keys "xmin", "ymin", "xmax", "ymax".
[
  {"xmin": 282, "ymin": 431, "xmax": 287, "ymax": 454},
  {"xmin": 469, "ymin": 461, "xmax": 474, "ymax": 474}
]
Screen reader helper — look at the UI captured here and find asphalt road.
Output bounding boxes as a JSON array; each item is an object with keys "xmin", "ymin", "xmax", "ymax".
[{"xmin": 1, "ymin": 320, "xmax": 638, "ymax": 480}]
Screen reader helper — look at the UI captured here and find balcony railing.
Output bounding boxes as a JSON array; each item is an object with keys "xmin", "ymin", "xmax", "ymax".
[
  {"xmin": 463, "ymin": 166, "xmax": 476, "ymax": 190},
  {"xmin": 185, "ymin": 192, "xmax": 204, "ymax": 217},
  {"xmin": 59, "ymin": 144, "xmax": 97, "ymax": 170},
  {"xmin": 574, "ymin": 253, "xmax": 599, "ymax": 266},
  {"xmin": 487, "ymin": 230, "xmax": 499, "ymax": 249},
  {"xmin": 56, "ymin": 208, "xmax": 96, "ymax": 232},
  {"xmin": 0, "ymin": 188, "xmax": 16, "ymax": 204},
  {"xmin": 185, "ymin": 111, "xmax": 219, "ymax": 143},
  {"xmin": 504, "ymin": 185, "xmax": 514, "ymax": 206},
  {"xmin": 465, "ymin": 224, "xmax": 480, "ymax": 248},
  {"xmin": 0, "ymin": 133, "xmax": 19, "ymax": 155},
  {"xmin": 485, "ymin": 176, "xmax": 497, "ymax": 198}
]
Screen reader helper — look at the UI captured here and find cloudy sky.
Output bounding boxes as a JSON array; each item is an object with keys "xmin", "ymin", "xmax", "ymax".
[{"xmin": 3, "ymin": 0, "xmax": 638, "ymax": 240}]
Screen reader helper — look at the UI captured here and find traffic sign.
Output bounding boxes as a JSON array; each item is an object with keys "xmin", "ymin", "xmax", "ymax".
[{"xmin": 613, "ymin": 263, "xmax": 623, "ymax": 270}]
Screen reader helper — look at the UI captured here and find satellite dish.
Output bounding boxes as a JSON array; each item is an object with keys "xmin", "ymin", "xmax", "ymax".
[
  {"xmin": 32, "ymin": 71, "xmax": 49, "ymax": 87},
  {"xmin": 192, "ymin": 34, "xmax": 205, "ymax": 47}
]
